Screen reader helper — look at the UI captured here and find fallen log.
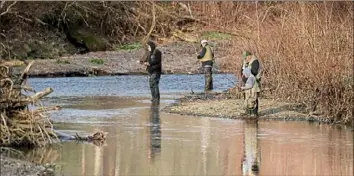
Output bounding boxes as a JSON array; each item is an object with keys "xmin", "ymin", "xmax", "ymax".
[{"xmin": 54, "ymin": 130, "xmax": 106, "ymax": 146}]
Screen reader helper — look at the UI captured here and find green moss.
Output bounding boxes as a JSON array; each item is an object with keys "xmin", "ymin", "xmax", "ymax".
[
  {"xmin": 56, "ymin": 59, "xmax": 70, "ymax": 64},
  {"xmin": 117, "ymin": 43, "xmax": 142, "ymax": 51},
  {"xmin": 89, "ymin": 58, "xmax": 104, "ymax": 65},
  {"xmin": 201, "ymin": 31, "xmax": 232, "ymax": 40}
]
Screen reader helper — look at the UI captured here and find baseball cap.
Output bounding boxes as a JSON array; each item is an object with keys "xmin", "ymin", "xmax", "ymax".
[{"xmin": 200, "ymin": 40, "xmax": 208, "ymax": 44}]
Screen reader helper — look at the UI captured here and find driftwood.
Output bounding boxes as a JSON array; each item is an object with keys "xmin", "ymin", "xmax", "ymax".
[
  {"xmin": 55, "ymin": 130, "xmax": 106, "ymax": 146},
  {"xmin": 0, "ymin": 61, "xmax": 58, "ymax": 147},
  {"xmin": 1, "ymin": 61, "xmax": 107, "ymax": 147}
]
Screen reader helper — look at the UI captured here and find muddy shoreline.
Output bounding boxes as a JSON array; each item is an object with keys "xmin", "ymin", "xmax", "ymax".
[
  {"xmin": 162, "ymin": 92, "xmax": 344, "ymax": 125},
  {"xmin": 0, "ymin": 155, "xmax": 56, "ymax": 176},
  {"xmin": 9, "ymin": 41, "xmax": 230, "ymax": 78}
]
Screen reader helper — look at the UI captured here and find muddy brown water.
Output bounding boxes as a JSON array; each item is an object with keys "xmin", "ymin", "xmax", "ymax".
[{"xmin": 6, "ymin": 75, "xmax": 353, "ymax": 176}]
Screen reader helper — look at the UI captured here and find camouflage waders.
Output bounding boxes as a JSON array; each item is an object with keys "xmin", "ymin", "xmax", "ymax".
[
  {"xmin": 244, "ymin": 86, "xmax": 259, "ymax": 116},
  {"xmin": 204, "ymin": 66, "xmax": 213, "ymax": 91},
  {"xmin": 244, "ymin": 56, "xmax": 262, "ymax": 116},
  {"xmin": 149, "ymin": 73, "xmax": 161, "ymax": 102}
]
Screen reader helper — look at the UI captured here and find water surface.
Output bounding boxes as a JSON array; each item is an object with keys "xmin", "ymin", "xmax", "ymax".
[{"xmin": 8, "ymin": 74, "xmax": 352, "ymax": 176}]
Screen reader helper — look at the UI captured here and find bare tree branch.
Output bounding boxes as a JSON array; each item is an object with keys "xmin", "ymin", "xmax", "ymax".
[
  {"xmin": 142, "ymin": 2, "xmax": 156, "ymax": 44},
  {"xmin": 0, "ymin": 1, "xmax": 17, "ymax": 16}
]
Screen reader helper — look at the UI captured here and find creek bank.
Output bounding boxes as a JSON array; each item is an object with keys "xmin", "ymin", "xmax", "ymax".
[
  {"xmin": 162, "ymin": 92, "xmax": 332, "ymax": 124},
  {"xmin": 0, "ymin": 155, "xmax": 56, "ymax": 176},
  {"xmin": 9, "ymin": 41, "xmax": 230, "ymax": 78}
]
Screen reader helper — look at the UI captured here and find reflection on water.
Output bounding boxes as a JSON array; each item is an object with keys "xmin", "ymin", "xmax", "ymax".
[
  {"xmin": 1, "ymin": 146, "xmax": 59, "ymax": 165},
  {"xmin": 6, "ymin": 113, "xmax": 353, "ymax": 176},
  {"xmin": 201, "ymin": 116, "xmax": 211, "ymax": 175},
  {"xmin": 147, "ymin": 102, "xmax": 162, "ymax": 160},
  {"xmin": 11, "ymin": 75, "xmax": 353, "ymax": 176},
  {"xmin": 241, "ymin": 120, "xmax": 260, "ymax": 176}
]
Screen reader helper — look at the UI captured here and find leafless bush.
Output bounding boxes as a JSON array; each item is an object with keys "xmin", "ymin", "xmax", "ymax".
[
  {"xmin": 194, "ymin": 2, "xmax": 353, "ymax": 125},
  {"xmin": 0, "ymin": 2, "xmax": 352, "ymax": 125}
]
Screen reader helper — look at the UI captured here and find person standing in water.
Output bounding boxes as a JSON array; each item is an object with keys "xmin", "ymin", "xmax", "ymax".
[
  {"xmin": 197, "ymin": 40, "xmax": 215, "ymax": 91},
  {"xmin": 140, "ymin": 41, "xmax": 162, "ymax": 103}
]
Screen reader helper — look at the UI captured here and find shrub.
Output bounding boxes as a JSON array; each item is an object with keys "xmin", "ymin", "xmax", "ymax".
[{"xmin": 89, "ymin": 58, "xmax": 104, "ymax": 65}]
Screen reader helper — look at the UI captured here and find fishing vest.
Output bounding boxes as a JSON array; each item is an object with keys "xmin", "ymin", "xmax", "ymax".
[
  {"xmin": 247, "ymin": 56, "xmax": 262, "ymax": 80},
  {"xmin": 200, "ymin": 45, "xmax": 213, "ymax": 62}
]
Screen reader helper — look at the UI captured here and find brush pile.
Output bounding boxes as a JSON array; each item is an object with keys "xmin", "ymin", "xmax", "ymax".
[
  {"xmin": 74, "ymin": 131, "xmax": 106, "ymax": 146},
  {"xmin": 0, "ymin": 61, "xmax": 58, "ymax": 147}
]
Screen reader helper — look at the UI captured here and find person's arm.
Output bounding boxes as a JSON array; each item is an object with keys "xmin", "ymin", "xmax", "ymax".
[
  {"xmin": 140, "ymin": 48, "xmax": 149, "ymax": 64},
  {"xmin": 251, "ymin": 60, "xmax": 259, "ymax": 76},
  {"xmin": 241, "ymin": 76, "xmax": 255, "ymax": 90},
  {"xmin": 197, "ymin": 47, "xmax": 206, "ymax": 59},
  {"xmin": 241, "ymin": 84, "xmax": 252, "ymax": 90},
  {"xmin": 240, "ymin": 60, "xmax": 247, "ymax": 84}
]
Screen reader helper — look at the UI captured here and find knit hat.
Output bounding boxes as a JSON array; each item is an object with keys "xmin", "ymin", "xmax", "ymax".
[{"xmin": 242, "ymin": 51, "xmax": 252, "ymax": 59}]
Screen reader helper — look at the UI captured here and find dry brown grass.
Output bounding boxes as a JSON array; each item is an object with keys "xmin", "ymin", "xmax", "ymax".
[
  {"xmin": 191, "ymin": 2, "xmax": 353, "ymax": 125},
  {"xmin": 1, "ymin": 2, "xmax": 352, "ymax": 125}
]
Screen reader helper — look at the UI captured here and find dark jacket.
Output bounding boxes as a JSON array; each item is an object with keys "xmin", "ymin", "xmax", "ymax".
[
  {"xmin": 146, "ymin": 41, "xmax": 162, "ymax": 74},
  {"xmin": 197, "ymin": 44, "xmax": 214, "ymax": 67}
]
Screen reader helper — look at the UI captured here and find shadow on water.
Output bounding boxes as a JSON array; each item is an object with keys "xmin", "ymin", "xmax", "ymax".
[{"xmin": 147, "ymin": 102, "xmax": 162, "ymax": 161}]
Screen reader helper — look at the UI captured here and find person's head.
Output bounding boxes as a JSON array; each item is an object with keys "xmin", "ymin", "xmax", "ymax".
[
  {"xmin": 242, "ymin": 50, "xmax": 252, "ymax": 63},
  {"xmin": 200, "ymin": 40, "xmax": 208, "ymax": 47},
  {"xmin": 146, "ymin": 40, "xmax": 156, "ymax": 52}
]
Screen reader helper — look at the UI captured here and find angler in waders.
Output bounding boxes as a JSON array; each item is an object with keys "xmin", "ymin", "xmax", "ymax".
[
  {"xmin": 241, "ymin": 68, "xmax": 259, "ymax": 117},
  {"xmin": 197, "ymin": 40, "xmax": 215, "ymax": 91},
  {"xmin": 240, "ymin": 51, "xmax": 262, "ymax": 116},
  {"xmin": 140, "ymin": 41, "xmax": 162, "ymax": 103}
]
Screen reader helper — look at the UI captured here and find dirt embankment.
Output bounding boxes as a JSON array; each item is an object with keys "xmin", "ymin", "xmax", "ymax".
[{"xmin": 7, "ymin": 41, "xmax": 231, "ymax": 78}]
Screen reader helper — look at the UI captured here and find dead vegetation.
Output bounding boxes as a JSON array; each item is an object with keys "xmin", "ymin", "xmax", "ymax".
[
  {"xmin": 0, "ymin": 61, "xmax": 59, "ymax": 147},
  {"xmin": 0, "ymin": 1, "xmax": 205, "ymax": 60},
  {"xmin": 0, "ymin": 61, "xmax": 107, "ymax": 147},
  {"xmin": 1, "ymin": 2, "xmax": 352, "ymax": 126},
  {"xmin": 196, "ymin": 2, "xmax": 353, "ymax": 125}
]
